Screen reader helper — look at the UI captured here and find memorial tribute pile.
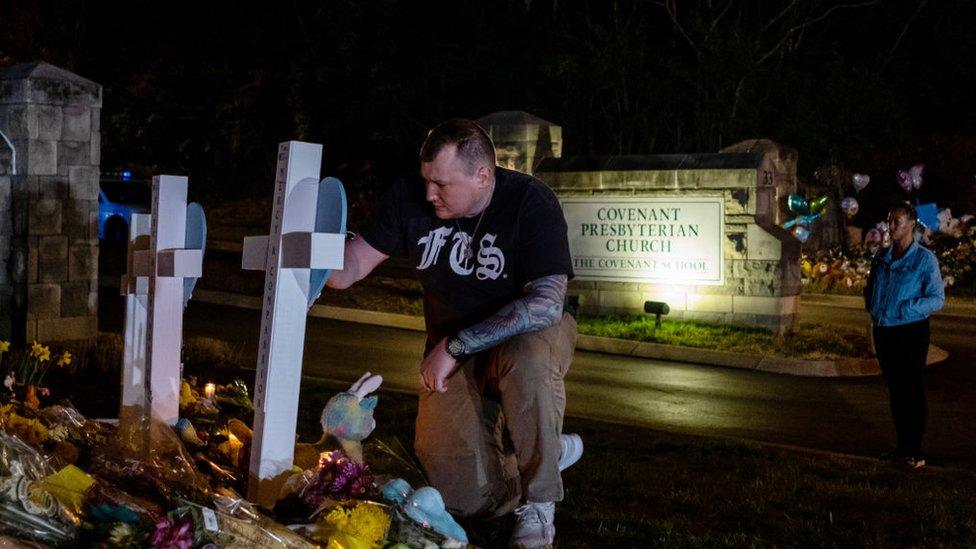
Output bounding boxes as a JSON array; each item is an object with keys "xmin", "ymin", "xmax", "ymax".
[{"xmin": 0, "ymin": 142, "xmax": 469, "ymax": 548}]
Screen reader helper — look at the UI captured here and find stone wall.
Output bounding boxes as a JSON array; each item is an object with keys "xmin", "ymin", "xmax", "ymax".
[
  {"xmin": 0, "ymin": 135, "xmax": 12, "ymax": 338},
  {"xmin": 536, "ymin": 140, "xmax": 801, "ymax": 333},
  {"xmin": 0, "ymin": 63, "xmax": 102, "ymax": 343}
]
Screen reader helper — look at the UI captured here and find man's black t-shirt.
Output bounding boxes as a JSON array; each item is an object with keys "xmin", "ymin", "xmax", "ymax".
[{"xmin": 360, "ymin": 167, "xmax": 574, "ymax": 342}]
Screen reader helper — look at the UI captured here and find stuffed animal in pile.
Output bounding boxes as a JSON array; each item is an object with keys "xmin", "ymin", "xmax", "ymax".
[{"xmin": 228, "ymin": 373, "xmax": 383, "ymax": 471}]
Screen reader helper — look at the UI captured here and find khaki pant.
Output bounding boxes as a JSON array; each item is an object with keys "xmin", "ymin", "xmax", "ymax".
[{"xmin": 415, "ymin": 313, "xmax": 577, "ymax": 518}]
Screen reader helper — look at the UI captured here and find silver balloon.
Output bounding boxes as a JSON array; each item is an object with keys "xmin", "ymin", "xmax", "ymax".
[
  {"xmin": 852, "ymin": 173, "xmax": 870, "ymax": 192},
  {"xmin": 840, "ymin": 197, "xmax": 859, "ymax": 218},
  {"xmin": 791, "ymin": 226, "xmax": 810, "ymax": 243}
]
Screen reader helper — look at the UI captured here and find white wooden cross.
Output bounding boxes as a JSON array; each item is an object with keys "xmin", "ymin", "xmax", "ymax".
[
  {"xmin": 241, "ymin": 141, "xmax": 347, "ymax": 506},
  {"xmin": 118, "ymin": 175, "xmax": 205, "ymax": 441},
  {"xmin": 119, "ymin": 213, "xmax": 151, "ymax": 433}
]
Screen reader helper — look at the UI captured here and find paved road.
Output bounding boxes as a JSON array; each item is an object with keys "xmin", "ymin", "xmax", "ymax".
[{"xmin": 98, "ymin": 295, "xmax": 976, "ymax": 469}]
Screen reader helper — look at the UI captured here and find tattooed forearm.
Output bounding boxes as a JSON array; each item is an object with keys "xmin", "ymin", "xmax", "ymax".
[{"xmin": 456, "ymin": 274, "xmax": 567, "ymax": 354}]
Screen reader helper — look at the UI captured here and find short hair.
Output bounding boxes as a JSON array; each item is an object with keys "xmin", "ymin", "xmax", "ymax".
[
  {"xmin": 420, "ymin": 118, "xmax": 495, "ymax": 175},
  {"xmin": 889, "ymin": 200, "xmax": 918, "ymax": 223}
]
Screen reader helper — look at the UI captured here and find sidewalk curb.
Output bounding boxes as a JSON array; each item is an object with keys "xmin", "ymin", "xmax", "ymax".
[
  {"xmin": 190, "ymin": 289, "xmax": 948, "ymax": 377},
  {"xmin": 802, "ymin": 292, "xmax": 976, "ymax": 318},
  {"xmin": 574, "ymin": 334, "xmax": 864, "ymax": 376}
]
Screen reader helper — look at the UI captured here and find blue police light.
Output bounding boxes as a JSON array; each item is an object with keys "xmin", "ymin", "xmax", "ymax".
[{"xmin": 122, "ymin": 170, "xmax": 132, "ymax": 181}]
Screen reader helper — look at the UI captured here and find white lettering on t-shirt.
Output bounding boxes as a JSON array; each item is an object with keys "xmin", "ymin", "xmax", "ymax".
[
  {"xmin": 476, "ymin": 233, "xmax": 505, "ymax": 280},
  {"xmin": 416, "ymin": 226, "xmax": 453, "ymax": 270},
  {"xmin": 415, "ymin": 227, "xmax": 506, "ymax": 280},
  {"xmin": 449, "ymin": 232, "xmax": 475, "ymax": 275}
]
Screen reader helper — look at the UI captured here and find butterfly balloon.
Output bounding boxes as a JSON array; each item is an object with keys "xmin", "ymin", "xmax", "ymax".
[{"xmin": 897, "ymin": 164, "xmax": 924, "ymax": 193}]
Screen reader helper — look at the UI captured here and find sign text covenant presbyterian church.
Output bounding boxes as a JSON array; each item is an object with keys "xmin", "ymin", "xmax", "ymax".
[{"xmin": 560, "ymin": 197, "xmax": 725, "ymax": 284}]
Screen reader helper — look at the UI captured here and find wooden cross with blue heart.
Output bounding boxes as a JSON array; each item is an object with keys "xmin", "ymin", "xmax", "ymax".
[
  {"xmin": 118, "ymin": 175, "xmax": 206, "ymax": 451},
  {"xmin": 240, "ymin": 141, "xmax": 347, "ymax": 506}
]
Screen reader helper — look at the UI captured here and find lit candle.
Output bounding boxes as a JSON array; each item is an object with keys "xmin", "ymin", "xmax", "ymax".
[
  {"xmin": 203, "ymin": 383, "xmax": 216, "ymax": 399},
  {"xmin": 224, "ymin": 432, "xmax": 242, "ymax": 464}
]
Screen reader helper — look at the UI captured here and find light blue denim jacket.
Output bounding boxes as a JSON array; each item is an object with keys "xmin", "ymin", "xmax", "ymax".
[{"xmin": 864, "ymin": 242, "xmax": 945, "ymax": 327}]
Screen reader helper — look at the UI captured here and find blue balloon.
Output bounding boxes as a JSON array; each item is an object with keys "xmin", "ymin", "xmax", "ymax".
[{"xmin": 782, "ymin": 213, "xmax": 821, "ymax": 229}]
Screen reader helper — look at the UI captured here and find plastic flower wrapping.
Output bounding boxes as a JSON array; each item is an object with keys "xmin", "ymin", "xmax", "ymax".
[
  {"xmin": 0, "ymin": 371, "xmax": 468, "ymax": 548},
  {"xmin": 0, "ymin": 432, "xmax": 78, "ymax": 545}
]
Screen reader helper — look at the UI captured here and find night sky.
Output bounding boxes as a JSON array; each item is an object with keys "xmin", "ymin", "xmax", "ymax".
[{"xmin": 2, "ymin": 1, "xmax": 973, "ymax": 214}]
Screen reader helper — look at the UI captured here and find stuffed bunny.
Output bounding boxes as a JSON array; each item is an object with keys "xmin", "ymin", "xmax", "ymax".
[
  {"xmin": 226, "ymin": 372, "xmax": 383, "ymax": 471},
  {"xmin": 293, "ymin": 371, "xmax": 382, "ymax": 469}
]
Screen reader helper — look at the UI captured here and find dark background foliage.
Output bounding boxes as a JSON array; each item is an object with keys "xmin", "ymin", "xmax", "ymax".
[{"xmin": 1, "ymin": 0, "xmax": 973, "ymax": 215}]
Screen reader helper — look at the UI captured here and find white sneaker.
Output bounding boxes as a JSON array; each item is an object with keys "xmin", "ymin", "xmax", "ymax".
[
  {"xmin": 510, "ymin": 501, "xmax": 555, "ymax": 548},
  {"xmin": 557, "ymin": 433, "xmax": 583, "ymax": 472}
]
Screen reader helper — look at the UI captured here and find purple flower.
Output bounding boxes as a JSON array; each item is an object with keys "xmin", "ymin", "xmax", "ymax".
[
  {"xmin": 150, "ymin": 516, "xmax": 195, "ymax": 549},
  {"xmin": 301, "ymin": 450, "xmax": 373, "ymax": 508}
]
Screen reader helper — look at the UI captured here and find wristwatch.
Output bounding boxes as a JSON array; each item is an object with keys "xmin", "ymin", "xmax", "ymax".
[{"xmin": 446, "ymin": 335, "xmax": 467, "ymax": 360}]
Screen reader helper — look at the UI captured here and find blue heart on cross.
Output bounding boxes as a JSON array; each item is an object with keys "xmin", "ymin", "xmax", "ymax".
[
  {"xmin": 308, "ymin": 177, "xmax": 347, "ymax": 308},
  {"xmin": 183, "ymin": 202, "xmax": 207, "ymax": 307}
]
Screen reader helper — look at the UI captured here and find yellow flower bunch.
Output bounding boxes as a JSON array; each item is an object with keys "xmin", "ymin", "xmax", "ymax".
[
  {"xmin": 15, "ymin": 340, "xmax": 57, "ymax": 388},
  {"xmin": 319, "ymin": 502, "xmax": 391, "ymax": 548},
  {"xmin": 0, "ymin": 340, "xmax": 9, "ymax": 373},
  {"xmin": 4, "ymin": 412, "xmax": 49, "ymax": 446},
  {"xmin": 30, "ymin": 341, "xmax": 51, "ymax": 362}
]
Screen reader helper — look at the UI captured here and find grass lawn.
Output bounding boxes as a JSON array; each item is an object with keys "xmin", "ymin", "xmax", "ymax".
[
  {"xmin": 292, "ymin": 378, "xmax": 976, "ymax": 548},
  {"xmin": 576, "ymin": 316, "xmax": 874, "ymax": 360}
]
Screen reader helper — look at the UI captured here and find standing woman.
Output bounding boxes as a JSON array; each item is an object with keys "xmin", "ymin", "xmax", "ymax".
[{"xmin": 865, "ymin": 200, "xmax": 945, "ymax": 468}]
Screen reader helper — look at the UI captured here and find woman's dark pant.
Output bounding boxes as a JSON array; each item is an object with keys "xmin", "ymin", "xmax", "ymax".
[{"xmin": 873, "ymin": 319, "xmax": 930, "ymax": 456}]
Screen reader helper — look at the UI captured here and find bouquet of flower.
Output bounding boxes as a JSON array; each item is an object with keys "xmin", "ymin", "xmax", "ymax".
[{"xmin": 301, "ymin": 450, "xmax": 374, "ymax": 511}]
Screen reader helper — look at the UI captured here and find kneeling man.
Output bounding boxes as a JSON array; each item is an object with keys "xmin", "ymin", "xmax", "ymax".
[{"xmin": 328, "ymin": 118, "xmax": 581, "ymax": 548}]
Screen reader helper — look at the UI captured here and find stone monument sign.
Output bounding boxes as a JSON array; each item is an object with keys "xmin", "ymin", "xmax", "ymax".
[{"xmin": 536, "ymin": 140, "xmax": 800, "ymax": 333}]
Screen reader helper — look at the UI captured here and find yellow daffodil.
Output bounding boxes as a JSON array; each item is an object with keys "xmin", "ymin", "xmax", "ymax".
[
  {"xmin": 0, "ymin": 341, "xmax": 9, "ymax": 353},
  {"xmin": 57, "ymin": 351, "xmax": 72, "ymax": 367},
  {"xmin": 38, "ymin": 346, "xmax": 51, "ymax": 362},
  {"xmin": 30, "ymin": 341, "xmax": 43, "ymax": 358}
]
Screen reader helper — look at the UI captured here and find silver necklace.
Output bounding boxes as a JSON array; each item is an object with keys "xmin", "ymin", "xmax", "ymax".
[{"xmin": 455, "ymin": 188, "xmax": 493, "ymax": 262}]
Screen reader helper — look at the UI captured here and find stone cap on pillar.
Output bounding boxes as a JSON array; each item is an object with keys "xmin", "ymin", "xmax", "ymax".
[
  {"xmin": 536, "ymin": 151, "xmax": 763, "ymax": 173},
  {"xmin": 476, "ymin": 110, "xmax": 562, "ymax": 175},
  {"xmin": 0, "ymin": 62, "xmax": 103, "ymax": 107},
  {"xmin": 720, "ymin": 139, "xmax": 797, "ymax": 177}
]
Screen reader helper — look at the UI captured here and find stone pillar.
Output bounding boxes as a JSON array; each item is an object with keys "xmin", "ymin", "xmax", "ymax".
[
  {"xmin": 0, "ymin": 134, "xmax": 12, "ymax": 339},
  {"xmin": 0, "ymin": 62, "xmax": 102, "ymax": 343},
  {"xmin": 536, "ymin": 139, "xmax": 801, "ymax": 333},
  {"xmin": 477, "ymin": 111, "xmax": 562, "ymax": 175}
]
